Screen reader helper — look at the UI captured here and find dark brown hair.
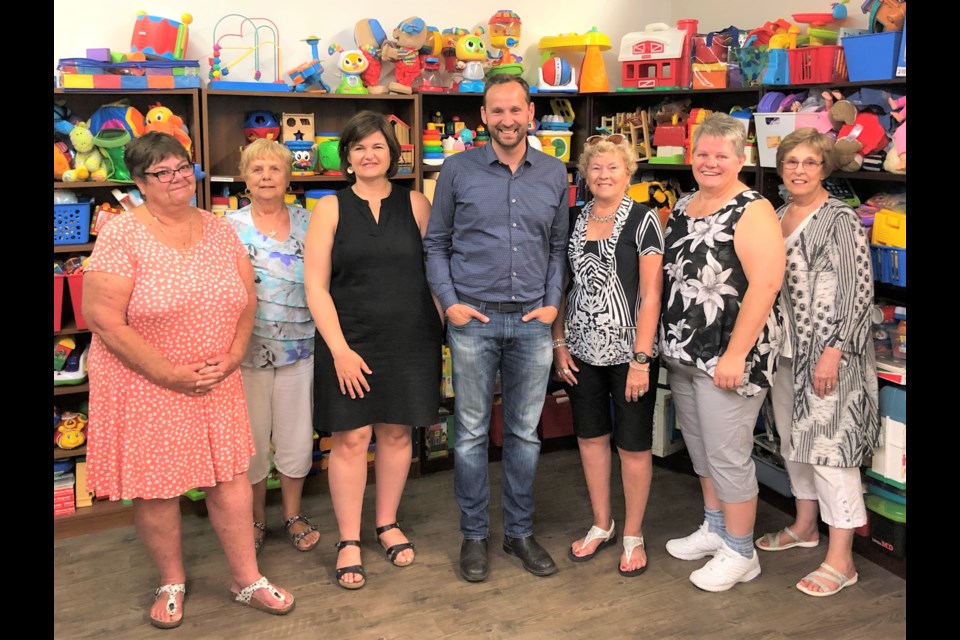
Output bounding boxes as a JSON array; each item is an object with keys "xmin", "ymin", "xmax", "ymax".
[
  {"xmin": 125, "ymin": 131, "xmax": 192, "ymax": 181},
  {"xmin": 338, "ymin": 111, "xmax": 400, "ymax": 183},
  {"xmin": 483, "ymin": 74, "xmax": 531, "ymax": 106}
]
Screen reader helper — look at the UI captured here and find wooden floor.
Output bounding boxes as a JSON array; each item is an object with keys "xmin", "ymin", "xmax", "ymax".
[{"xmin": 53, "ymin": 448, "xmax": 906, "ymax": 639}]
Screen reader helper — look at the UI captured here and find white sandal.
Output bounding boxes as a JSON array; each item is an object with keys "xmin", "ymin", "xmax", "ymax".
[
  {"xmin": 619, "ymin": 535, "xmax": 648, "ymax": 577},
  {"xmin": 568, "ymin": 519, "xmax": 617, "ymax": 562},
  {"xmin": 150, "ymin": 583, "xmax": 185, "ymax": 629},
  {"xmin": 796, "ymin": 562, "xmax": 858, "ymax": 597}
]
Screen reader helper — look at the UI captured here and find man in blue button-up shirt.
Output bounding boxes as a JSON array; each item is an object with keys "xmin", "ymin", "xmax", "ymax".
[{"xmin": 424, "ymin": 74, "xmax": 569, "ymax": 582}]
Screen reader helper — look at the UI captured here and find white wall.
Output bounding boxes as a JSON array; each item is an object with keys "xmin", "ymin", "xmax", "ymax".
[{"xmin": 54, "ymin": 2, "xmax": 870, "ymax": 90}]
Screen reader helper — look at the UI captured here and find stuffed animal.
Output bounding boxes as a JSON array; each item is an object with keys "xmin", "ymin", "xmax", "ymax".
[
  {"xmin": 355, "ymin": 19, "xmax": 389, "ymax": 94},
  {"xmin": 144, "ymin": 103, "xmax": 193, "ymax": 158},
  {"xmin": 54, "ymin": 142, "xmax": 72, "ymax": 181},
  {"xmin": 54, "ymin": 411, "xmax": 87, "ymax": 450},
  {"xmin": 62, "ymin": 122, "xmax": 108, "ymax": 182},
  {"xmin": 834, "ymin": 112, "xmax": 889, "ymax": 173},
  {"xmin": 887, "ymin": 96, "xmax": 906, "ymax": 173},
  {"xmin": 381, "ymin": 16, "xmax": 430, "ymax": 94}
]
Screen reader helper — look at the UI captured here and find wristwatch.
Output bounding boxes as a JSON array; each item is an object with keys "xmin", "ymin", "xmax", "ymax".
[{"xmin": 633, "ymin": 351, "xmax": 652, "ymax": 364}]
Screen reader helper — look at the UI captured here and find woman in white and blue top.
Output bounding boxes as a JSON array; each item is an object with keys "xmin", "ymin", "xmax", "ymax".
[{"xmin": 228, "ymin": 139, "xmax": 319, "ymax": 555}]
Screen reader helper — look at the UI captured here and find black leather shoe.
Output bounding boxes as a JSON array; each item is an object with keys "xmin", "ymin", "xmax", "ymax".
[
  {"xmin": 459, "ymin": 538, "xmax": 489, "ymax": 582},
  {"xmin": 503, "ymin": 535, "xmax": 558, "ymax": 576}
]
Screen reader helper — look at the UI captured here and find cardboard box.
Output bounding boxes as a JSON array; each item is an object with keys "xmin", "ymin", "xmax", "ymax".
[{"xmin": 540, "ymin": 392, "xmax": 574, "ymax": 440}]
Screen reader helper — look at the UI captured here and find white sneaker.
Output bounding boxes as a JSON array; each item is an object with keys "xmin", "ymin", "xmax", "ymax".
[
  {"xmin": 665, "ymin": 522, "xmax": 723, "ymax": 561},
  {"xmin": 689, "ymin": 543, "xmax": 761, "ymax": 592}
]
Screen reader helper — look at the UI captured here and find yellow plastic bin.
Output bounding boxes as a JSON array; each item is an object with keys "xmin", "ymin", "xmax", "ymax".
[{"xmin": 535, "ymin": 130, "xmax": 573, "ymax": 162}]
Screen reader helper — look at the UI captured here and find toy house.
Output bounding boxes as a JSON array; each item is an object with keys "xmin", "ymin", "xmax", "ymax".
[{"xmin": 618, "ymin": 20, "xmax": 696, "ymax": 90}]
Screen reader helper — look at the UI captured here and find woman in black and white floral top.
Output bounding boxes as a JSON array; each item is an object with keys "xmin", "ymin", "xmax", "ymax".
[
  {"xmin": 659, "ymin": 113, "xmax": 784, "ymax": 593},
  {"xmin": 552, "ymin": 134, "xmax": 663, "ymax": 578}
]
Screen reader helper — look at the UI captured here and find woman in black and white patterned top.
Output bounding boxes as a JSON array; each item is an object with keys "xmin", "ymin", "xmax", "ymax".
[
  {"xmin": 754, "ymin": 128, "xmax": 879, "ymax": 598},
  {"xmin": 659, "ymin": 113, "xmax": 785, "ymax": 593},
  {"xmin": 552, "ymin": 134, "xmax": 663, "ymax": 578}
]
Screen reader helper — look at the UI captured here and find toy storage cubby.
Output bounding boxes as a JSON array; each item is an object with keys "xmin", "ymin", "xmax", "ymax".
[
  {"xmin": 200, "ymin": 90, "xmax": 423, "ymax": 211},
  {"xmin": 54, "ymin": 89, "xmax": 203, "ymax": 539}
]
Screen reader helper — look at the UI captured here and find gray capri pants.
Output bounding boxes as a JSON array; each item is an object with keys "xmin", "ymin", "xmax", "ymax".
[{"xmin": 663, "ymin": 357, "xmax": 766, "ymax": 504}]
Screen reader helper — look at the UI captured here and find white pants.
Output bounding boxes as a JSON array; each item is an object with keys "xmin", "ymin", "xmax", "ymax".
[
  {"xmin": 771, "ymin": 356, "xmax": 867, "ymax": 529},
  {"xmin": 241, "ymin": 356, "xmax": 315, "ymax": 483}
]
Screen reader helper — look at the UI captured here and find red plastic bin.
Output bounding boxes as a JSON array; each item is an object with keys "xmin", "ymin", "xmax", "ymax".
[
  {"xmin": 787, "ymin": 45, "xmax": 847, "ymax": 83},
  {"xmin": 54, "ymin": 275, "xmax": 65, "ymax": 332},
  {"xmin": 66, "ymin": 273, "xmax": 88, "ymax": 330}
]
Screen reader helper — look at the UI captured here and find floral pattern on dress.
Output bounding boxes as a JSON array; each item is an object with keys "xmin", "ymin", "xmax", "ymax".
[
  {"xmin": 227, "ymin": 205, "xmax": 315, "ymax": 369},
  {"xmin": 659, "ymin": 190, "xmax": 782, "ymax": 397},
  {"xmin": 565, "ymin": 196, "xmax": 663, "ymax": 366}
]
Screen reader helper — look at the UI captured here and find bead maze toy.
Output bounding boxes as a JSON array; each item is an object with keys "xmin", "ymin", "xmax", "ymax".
[
  {"xmin": 208, "ymin": 14, "xmax": 288, "ymax": 92},
  {"xmin": 486, "ymin": 10, "xmax": 523, "ymax": 77},
  {"xmin": 537, "ymin": 28, "xmax": 612, "ymax": 93}
]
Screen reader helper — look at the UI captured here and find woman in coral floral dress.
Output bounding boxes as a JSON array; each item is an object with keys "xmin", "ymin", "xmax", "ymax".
[{"xmin": 83, "ymin": 132, "xmax": 294, "ymax": 629}]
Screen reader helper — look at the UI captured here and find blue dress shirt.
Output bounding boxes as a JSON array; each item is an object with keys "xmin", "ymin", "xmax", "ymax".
[{"xmin": 424, "ymin": 142, "xmax": 570, "ymax": 311}]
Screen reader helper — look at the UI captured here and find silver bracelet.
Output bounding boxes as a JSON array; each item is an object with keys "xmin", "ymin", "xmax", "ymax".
[{"xmin": 552, "ymin": 338, "xmax": 566, "ymax": 349}]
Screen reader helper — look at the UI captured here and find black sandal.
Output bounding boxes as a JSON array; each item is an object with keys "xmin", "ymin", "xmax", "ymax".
[
  {"xmin": 376, "ymin": 522, "xmax": 416, "ymax": 567},
  {"xmin": 284, "ymin": 515, "xmax": 320, "ymax": 552},
  {"xmin": 253, "ymin": 521, "xmax": 267, "ymax": 556},
  {"xmin": 334, "ymin": 540, "xmax": 366, "ymax": 590}
]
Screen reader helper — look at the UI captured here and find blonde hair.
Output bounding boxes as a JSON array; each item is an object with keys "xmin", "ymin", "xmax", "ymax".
[
  {"xmin": 577, "ymin": 136, "xmax": 639, "ymax": 177},
  {"xmin": 238, "ymin": 138, "xmax": 293, "ymax": 182}
]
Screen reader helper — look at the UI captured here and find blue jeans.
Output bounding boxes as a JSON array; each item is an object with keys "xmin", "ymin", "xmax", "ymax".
[{"xmin": 447, "ymin": 301, "xmax": 553, "ymax": 539}]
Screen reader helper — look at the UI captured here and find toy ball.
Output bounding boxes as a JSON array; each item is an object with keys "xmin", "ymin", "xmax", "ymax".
[
  {"xmin": 243, "ymin": 111, "xmax": 281, "ymax": 142},
  {"xmin": 541, "ymin": 56, "xmax": 573, "ymax": 87}
]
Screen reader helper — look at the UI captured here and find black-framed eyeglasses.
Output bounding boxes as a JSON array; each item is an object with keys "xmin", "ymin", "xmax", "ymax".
[
  {"xmin": 144, "ymin": 164, "xmax": 194, "ymax": 183},
  {"xmin": 781, "ymin": 159, "xmax": 823, "ymax": 171},
  {"xmin": 586, "ymin": 133, "xmax": 626, "ymax": 146}
]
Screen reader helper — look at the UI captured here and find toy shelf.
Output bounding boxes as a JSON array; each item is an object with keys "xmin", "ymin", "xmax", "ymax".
[
  {"xmin": 54, "ymin": 499, "xmax": 134, "ymax": 540},
  {"xmin": 54, "ymin": 383, "xmax": 89, "ymax": 397},
  {"xmin": 54, "ymin": 445, "xmax": 87, "ymax": 460},
  {"xmin": 200, "ymin": 89, "xmax": 423, "ymax": 210},
  {"xmin": 54, "ymin": 243, "xmax": 95, "ymax": 254}
]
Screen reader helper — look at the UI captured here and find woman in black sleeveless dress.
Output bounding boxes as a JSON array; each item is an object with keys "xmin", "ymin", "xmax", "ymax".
[{"xmin": 305, "ymin": 111, "xmax": 442, "ymax": 590}]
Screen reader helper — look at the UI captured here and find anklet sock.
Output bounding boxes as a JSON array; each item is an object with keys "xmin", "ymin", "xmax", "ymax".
[
  {"xmin": 705, "ymin": 508, "xmax": 726, "ymax": 537},
  {"xmin": 724, "ymin": 531, "xmax": 755, "ymax": 558}
]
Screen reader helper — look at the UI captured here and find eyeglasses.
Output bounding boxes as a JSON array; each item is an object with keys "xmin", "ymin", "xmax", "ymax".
[
  {"xmin": 144, "ymin": 164, "xmax": 195, "ymax": 183},
  {"xmin": 781, "ymin": 159, "xmax": 824, "ymax": 171},
  {"xmin": 586, "ymin": 133, "xmax": 626, "ymax": 146}
]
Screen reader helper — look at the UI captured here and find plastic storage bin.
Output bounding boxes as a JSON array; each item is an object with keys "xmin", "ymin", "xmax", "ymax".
[
  {"xmin": 54, "ymin": 275, "xmax": 65, "ymax": 332},
  {"xmin": 753, "ymin": 112, "xmax": 832, "ymax": 168},
  {"xmin": 66, "ymin": 274, "xmax": 88, "ymax": 330},
  {"xmin": 786, "ymin": 45, "xmax": 847, "ymax": 83},
  {"xmin": 841, "ymin": 31, "xmax": 903, "ymax": 81},
  {"xmin": 54, "ymin": 201, "xmax": 92, "ymax": 245},
  {"xmin": 871, "ymin": 245, "xmax": 906, "ymax": 287},
  {"xmin": 753, "ymin": 455, "xmax": 792, "ymax": 497}
]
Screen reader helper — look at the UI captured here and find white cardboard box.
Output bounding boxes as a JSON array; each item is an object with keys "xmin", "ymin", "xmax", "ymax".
[{"xmin": 871, "ymin": 417, "xmax": 906, "ymax": 484}]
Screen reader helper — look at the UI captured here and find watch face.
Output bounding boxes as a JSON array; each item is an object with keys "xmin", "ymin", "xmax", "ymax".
[{"xmin": 634, "ymin": 352, "xmax": 649, "ymax": 364}]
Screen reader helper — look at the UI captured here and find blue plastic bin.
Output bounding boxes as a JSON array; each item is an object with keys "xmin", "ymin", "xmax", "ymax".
[
  {"xmin": 871, "ymin": 245, "xmax": 906, "ymax": 287},
  {"xmin": 53, "ymin": 200, "xmax": 92, "ymax": 245},
  {"xmin": 842, "ymin": 31, "xmax": 903, "ymax": 81}
]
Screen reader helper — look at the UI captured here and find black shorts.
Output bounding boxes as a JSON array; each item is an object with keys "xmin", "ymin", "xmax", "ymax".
[{"xmin": 564, "ymin": 354, "xmax": 659, "ymax": 452}]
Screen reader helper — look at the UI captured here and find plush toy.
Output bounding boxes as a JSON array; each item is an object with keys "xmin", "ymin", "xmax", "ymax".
[
  {"xmin": 834, "ymin": 112, "xmax": 889, "ymax": 173},
  {"xmin": 54, "ymin": 411, "xmax": 88, "ymax": 450},
  {"xmin": 381, "ymin": 16, "xmax": 430, "ymax": 94},
  {"xmin": 144, "ymin": 103, "xmax": 193, "ymax": 157},
  {"xmin": 62, "ymin": 122, "xmax": 108, "ymax": 182},
  {"xmin": 54, "ymin": 143, "xmax": 72, "ymax": 181},
  {"xmin": 886, "ymin": 96, "xmax": 906, "ymax": 173},
  {"xmin": 821, "ymin": 90, "xmax": 857, "ymax": 134},
  {"xmin": 355, "ymin": 19, "xmax": 389, "ymax": 94}
]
